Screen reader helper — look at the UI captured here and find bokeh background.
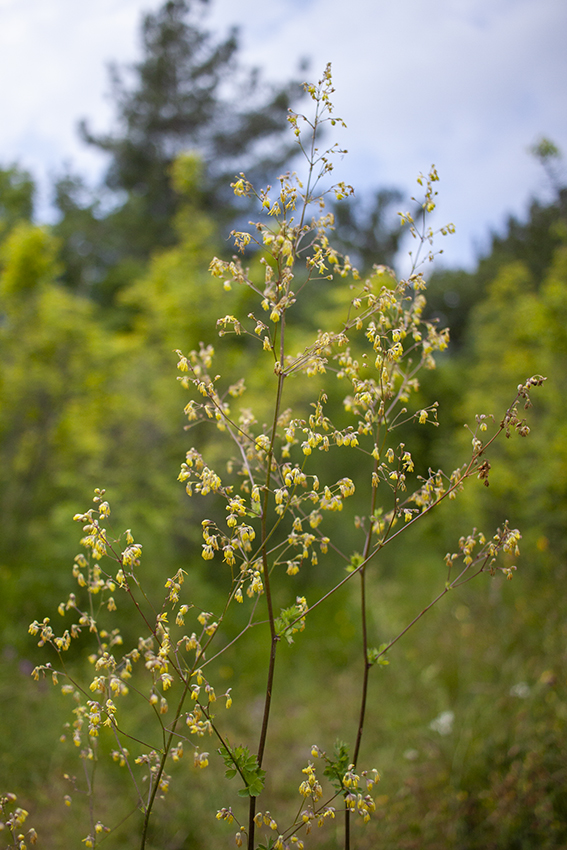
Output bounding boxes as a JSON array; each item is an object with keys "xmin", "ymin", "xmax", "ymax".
[{"xmin": 0, "ymin": 1, "xmax": 566, "ymax": 847}]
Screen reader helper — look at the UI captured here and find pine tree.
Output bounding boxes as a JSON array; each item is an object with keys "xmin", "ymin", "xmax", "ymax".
[
  {"xmin": 426, "ymin": 143, "xmax": 567, "ymax": 348},
  {"xmin": 0, "ymin": 165, "xmax": 34, "ymax": 240},
  {"xmin": 55, "ymin": 0, "xmax": 303, "ymax": 303},
  {"xmin": 332, "ymin": 187, "xmax": 405, "ymax": 271}
]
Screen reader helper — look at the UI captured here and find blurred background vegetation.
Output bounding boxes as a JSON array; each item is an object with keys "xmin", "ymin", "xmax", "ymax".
[{"xmin": 0, "ymin": 1, "xmax": 565, "ymax": 847}]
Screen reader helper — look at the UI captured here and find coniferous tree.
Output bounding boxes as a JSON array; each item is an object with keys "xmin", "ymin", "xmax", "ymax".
[
  {"xmin": 0, "ymin": 165, "xmax": 34, "ymax": 239},
  {"xmin": 54, "ymin": 0, "xmax": 304, "ymax": 303},
  {"xmin": 331, "ymin": 187, "xmax": 405, "ymax": 271},
  {"xmin": 426, "ymin": 144, "xmax": 567, "ymax": 348}
]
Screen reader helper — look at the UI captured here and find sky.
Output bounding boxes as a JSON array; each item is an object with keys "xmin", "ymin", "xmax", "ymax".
[{"xmin": 0, "ymin": 0, "xmax": 566, "ymax": 271}]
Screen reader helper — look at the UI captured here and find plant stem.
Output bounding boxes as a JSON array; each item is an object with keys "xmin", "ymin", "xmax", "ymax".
[
  {"xmin": 140, "ymin": 685, "xmax": 190, "ymax": 849},
  {"xmin": 247, "ymin": 298, "xmax": 288, "ymax": 850},
  {"xmin": 352, "ymin": 573, "xmax": 371, "ymax": 769},
  {"xmin": 343, "ymin": 453, "xmax": 379, "ymax": 849}
]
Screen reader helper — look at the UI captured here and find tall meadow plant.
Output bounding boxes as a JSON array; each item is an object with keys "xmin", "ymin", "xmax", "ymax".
[{"xmin": 22, "ymin": 66, "xmax": 544, "ymax": 850}]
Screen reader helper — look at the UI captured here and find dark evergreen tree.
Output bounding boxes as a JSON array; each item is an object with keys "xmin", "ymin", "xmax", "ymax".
[
  {"xmin": 426, "ymin": 182, "xmax": 567, "ymax": 348},
  {"xmin": 0, "ymin": 165, "xmax": 34, "ymax": 239},
  {"xmin": 331, "ymin": 187, "xmax": 405, "ymax": 271},
  {"xmin": 54, "ymin": 0, "xmax": 304, "ymax": 303},
  {"xmin": 409, "ymin": 144, "xmax": 567, "ymax": 484}
]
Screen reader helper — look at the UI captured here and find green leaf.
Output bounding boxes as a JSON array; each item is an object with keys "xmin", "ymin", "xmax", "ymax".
[
  {"xmin": 323, "ymin": 740, "xmax": 351, "ymax": 792},
  {"xmin": 274, "ymin": 600, "xmax": 307, "ymax": 645},
  {"xmin": 367, "ymin": 643, "xmax": 391, "ymax": 666},
  {"xmin": 346, "ymin": 552, "xmax": 364, "ymax": 573},
  {"xmin": 218, "ymin": 744, "xmax": 266, "ymax": 797}
]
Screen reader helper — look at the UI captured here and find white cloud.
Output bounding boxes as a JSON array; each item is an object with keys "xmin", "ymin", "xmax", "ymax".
[
  {"xmin": 0, "ymin": 0, "xmax": 162, "ymax": 211},
  {"xmin": 0, "ymin": 0, "xmax": 565, "ymax": 265},
  {"xmin": 213, "ymin": 0, "xmax": 567, "ymax": 266}
]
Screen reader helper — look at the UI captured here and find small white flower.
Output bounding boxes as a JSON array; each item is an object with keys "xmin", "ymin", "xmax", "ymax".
[
  {"xmin": 510, "ymin": 682, "xmax": 530, "ymax": 699},
  {"xmin": 429, "ymin": 710, "xmax": 454, "ymax": 736}
]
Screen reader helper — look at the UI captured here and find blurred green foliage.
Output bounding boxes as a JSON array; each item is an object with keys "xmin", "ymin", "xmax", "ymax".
[{"xmin": 0, "ymin": 3, "xmax": 566, "ymax": 845}]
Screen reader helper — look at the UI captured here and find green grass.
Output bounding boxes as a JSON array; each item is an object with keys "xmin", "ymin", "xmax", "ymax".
[{"xmin": 3, "ymin": 531, "xmax": 566, "ymax": 849}]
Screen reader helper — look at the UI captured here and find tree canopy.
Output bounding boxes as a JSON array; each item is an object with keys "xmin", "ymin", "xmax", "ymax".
[{"xmin": 55, "ymin": 0, "xmax": 304, "ymax": 303}]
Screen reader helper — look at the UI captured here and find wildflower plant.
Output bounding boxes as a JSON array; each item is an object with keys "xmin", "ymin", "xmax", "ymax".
[
  {"xmin": 27, "ymin": 65, "xmax": 544, "ymax": 849},
  {"xmin": 0, "ymin": 794, "xmax": 37, "ymax": 849}
]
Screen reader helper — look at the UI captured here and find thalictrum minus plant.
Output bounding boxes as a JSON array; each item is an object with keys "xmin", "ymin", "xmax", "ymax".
[{"xmin": 27, "ymin": 64, "xmax": 544, "ymax": 850}]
